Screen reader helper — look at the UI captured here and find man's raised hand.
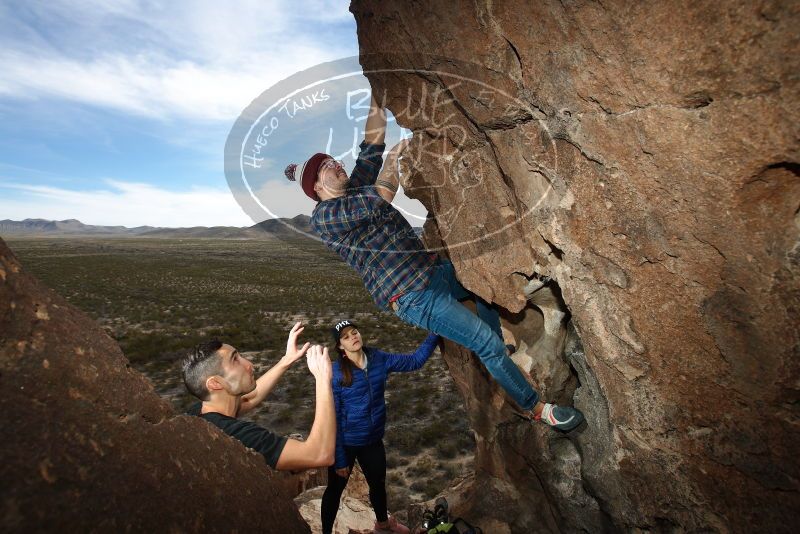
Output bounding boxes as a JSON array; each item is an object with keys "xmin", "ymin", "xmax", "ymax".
[
  {"xmin": 306, "ymin": 345, "xmax": 333, "ymax": 382},
  {"xmin": 281, "ymin": 321, "xmax": 311, "ymax": 367},
  {"xmin": 236, "ymin": 322, "xmax": 309, "ymax": 416},
  {"xmin": 375, "ymin": 138, "xmax": 411, "ymax": 203},
  {"xmin": 382, "ymin": 138, "xmax": 410, "ymax": 175}
]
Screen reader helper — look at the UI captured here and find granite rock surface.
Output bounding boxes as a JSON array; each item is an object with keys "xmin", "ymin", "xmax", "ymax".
[{"xmin": 351, "ymin": 1, "xmax": 800, "ymax": 531}]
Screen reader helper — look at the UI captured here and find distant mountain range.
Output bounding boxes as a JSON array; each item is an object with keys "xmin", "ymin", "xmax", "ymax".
[{"xmin": 0, "ymin": 216, "xmax": 314, "ymax": 239}]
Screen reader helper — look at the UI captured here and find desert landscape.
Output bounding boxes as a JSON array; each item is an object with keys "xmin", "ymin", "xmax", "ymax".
[{"xmin": 5, "ymin": 234, "xmax": 474, "ymax": 511}]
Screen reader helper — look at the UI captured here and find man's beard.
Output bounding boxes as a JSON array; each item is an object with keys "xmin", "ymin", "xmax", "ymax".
[
  {"xmin": 331, "ymin": 177, "xmax": 351, "ymax": 194},
  {"xmin": 324, "ymin": 175, "xmax": 349, "ymax": 194}
]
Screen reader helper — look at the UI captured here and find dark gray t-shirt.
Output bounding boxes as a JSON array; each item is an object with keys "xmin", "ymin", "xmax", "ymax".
[{"xmin": 187, "ymin": 402, "xmax": 287, "ymax": 469}]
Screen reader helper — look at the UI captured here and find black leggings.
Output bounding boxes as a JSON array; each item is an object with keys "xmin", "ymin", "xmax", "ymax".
[{"xmin": 321, "ymin": 440, "xmax": 387, "ymax": 534}]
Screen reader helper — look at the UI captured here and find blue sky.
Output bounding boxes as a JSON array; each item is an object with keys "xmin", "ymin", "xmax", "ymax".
[{"xmin": 0, "ymin": 0, "xmax": 424, "ymax": 227}]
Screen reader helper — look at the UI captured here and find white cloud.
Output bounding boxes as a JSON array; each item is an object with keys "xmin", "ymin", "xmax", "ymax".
[
  {"xmin": 0, "ymin": 180, "xmax": 426, "ymax": 228},
  {"xmin": 0, "ymin": 48, "xmax": 330, "ymax": 121},
  {"xmin": 0, "ymin": 0, "xmax": 357, "ymax": 122},
  {"xmin": 0, "ymin": 176, "xmax": 429, "ymax": 229},
  {"xmin": 0, "ymin": 179, "xmax": 259, "ymax": 227},
  {"xmin": 0, "ymin": 1, "xmax": 436, "ymax": 229},
  {"xmin": 249, "ymin": 179, "xmax": 316, "ymax": 220}
]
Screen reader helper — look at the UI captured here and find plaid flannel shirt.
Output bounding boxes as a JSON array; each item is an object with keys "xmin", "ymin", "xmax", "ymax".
[{"xmin": 311, "ymin": 141, "xmax": 436, "ymax": 310}]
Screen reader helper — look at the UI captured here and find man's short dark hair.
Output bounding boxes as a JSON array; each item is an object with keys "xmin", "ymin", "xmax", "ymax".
[{"xmin": 182, "ymin": 340, "xmax": 224, "ymax": 401}]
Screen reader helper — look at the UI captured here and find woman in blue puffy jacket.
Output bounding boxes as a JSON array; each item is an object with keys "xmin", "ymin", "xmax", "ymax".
[{"xmin": 321, "ymin": 319, "xmax": 439, "ymax": 534}]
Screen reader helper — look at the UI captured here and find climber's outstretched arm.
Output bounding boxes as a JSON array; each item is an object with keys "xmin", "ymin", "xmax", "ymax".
[{"xmin": 364, "ymin": 92, "xmax": 386, "ymax": 145}]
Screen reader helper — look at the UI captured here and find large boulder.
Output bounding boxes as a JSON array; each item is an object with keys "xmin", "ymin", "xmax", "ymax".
[
  {"xmin": 351, "ymin": 0, "xmax": 799, "ymax": 531},
  {"xmin": 0, "ymin": 238, "xmax": 310, "ymax": 532}
]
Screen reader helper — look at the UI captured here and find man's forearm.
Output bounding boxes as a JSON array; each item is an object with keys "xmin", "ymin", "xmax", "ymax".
[
  {"xmin": 254, "ymin": 360, "xmax": 291, "ymax": 401},
  {"xmin": 364, "ymin": 94, "xmax": 386, "ymax": 145},
  {"xmin": 239, "ymin": 359, "xmax": 291, "ymax": 414},
  {"xmin": 375, "ymin": 139, "xmax": 408, "ymax": 203},
  {"xmin": 304, "ymin": 377, "xmax": 336, "ymax": 463},
  {"xmin": 375, "ymin": 150, "xmax": 400, "ymax": 203},
  {"xmin": 274, "ymin": 345, "xmax": 334, "ymax": 470}
]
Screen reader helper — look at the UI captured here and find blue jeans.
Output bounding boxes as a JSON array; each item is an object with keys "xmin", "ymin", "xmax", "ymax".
[{"xmin": 394, "ymin": 261, "xmax": 538, "ymax": 410}]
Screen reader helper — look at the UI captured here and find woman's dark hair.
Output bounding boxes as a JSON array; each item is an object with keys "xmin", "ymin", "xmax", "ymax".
[{"xmin": 337, "ymin": 345, "xmax": 355, "ymax": 387}]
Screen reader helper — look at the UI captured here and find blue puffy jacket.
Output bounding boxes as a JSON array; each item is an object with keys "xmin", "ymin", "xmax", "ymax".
[{"xmin": 332, "ymin": 333, "xmax": 439, "ymax": 468}]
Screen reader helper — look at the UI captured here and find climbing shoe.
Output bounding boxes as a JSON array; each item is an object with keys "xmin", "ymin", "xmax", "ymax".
[
  {"xmin": 373, "ymin": 516, "xmax": 410, "ymax": 534},
  {"xmin": 505, "ymin": 344, "xmax": 517, "ymax": 355},
  {"xmin": 536, "ymin": 403, "xmax": 585, "ymax": 432}
]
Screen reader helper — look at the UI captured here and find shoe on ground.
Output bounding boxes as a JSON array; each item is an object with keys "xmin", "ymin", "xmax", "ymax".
[
  {"xmin": 373, "ymin": 516, "xmax": 410, "ymax": 534},
  {"xmin": 536, "ymin": 403, "xmax": 584, "ymax": 432}
]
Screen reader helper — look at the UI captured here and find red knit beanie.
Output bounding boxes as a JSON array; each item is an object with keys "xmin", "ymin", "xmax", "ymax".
[{"xmin": 285, "ymin": 153, "xmax": 329, "ymax": 202}]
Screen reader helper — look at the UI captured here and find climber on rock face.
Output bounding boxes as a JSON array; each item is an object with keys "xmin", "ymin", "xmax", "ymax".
[
  {"xmin": 285, "ymin": 89, "xmax": 584, "ymax": 432},
  {"xmin": 182, "ymin": 322, "xmax": 336, "ymax": 471}
]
